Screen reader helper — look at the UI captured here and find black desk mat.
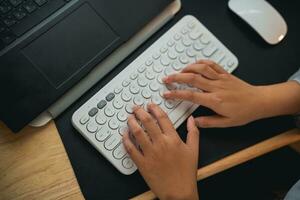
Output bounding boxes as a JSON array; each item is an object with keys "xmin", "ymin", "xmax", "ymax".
[{"xmin": 55, "ymin": 0, "xmax": 300, "ymax": 199}]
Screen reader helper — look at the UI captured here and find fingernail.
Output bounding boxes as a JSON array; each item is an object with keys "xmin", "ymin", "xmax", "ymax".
[
  {"xmin": 162, "ymin": 77, "xmax": 169, "ymax": 82},
  {"xmin": 163, "ymin": 91, "xmax": 171, "ymax": 97}
]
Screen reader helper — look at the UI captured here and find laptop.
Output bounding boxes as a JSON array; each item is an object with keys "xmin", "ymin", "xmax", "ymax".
[{"xmin": 0, "ymin": 0, "xmax": 181, "ymax": 132}]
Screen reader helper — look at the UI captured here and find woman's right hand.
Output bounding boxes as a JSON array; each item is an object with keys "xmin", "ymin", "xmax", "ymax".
[{"xmin": 163, "ymin": 60, "xmax": 300, "ymax": 128}]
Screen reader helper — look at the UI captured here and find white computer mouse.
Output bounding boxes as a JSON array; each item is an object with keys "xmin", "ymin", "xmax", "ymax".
[{"xmin": 228, "ymin": 0, "xmax": 287, "ymax": 45}]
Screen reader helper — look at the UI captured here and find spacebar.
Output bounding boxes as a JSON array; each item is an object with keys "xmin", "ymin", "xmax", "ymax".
[{"xmin": 12, "ymin": 0, "xmax": 65, "ymax": 37}]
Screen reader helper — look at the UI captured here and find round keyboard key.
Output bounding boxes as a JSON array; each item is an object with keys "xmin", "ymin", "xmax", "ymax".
[
  {"xmin": 95, "ymin": 127, "xmax": 111, "ymax": 142},
  {"xmin": 137, "ymin": 77, "xmax": 148, "ymax": 87},
  {"xmin": 151, "ymin": 94, "xmax": 162, "ymax": 105},
  {"xmin": 175, "ymin": 43, "xmax": 185, "ymax": 53},
  {"xmin": 141, "ymin": 89, "xmax": 152, "ymax": 99},
  {"xmin": 114, "ymin": 86, "xmax": 123, "ymax": 94},
  {"xmin": 129, "ymin": 84, "xmax": 140, "ymax": 94},
  {"xmin": 153, "ymin": 63, "xmax": 163, "ymax": 73},
  {"xmin": 160, "ymin": 55, "xmax": 170, "ymax": 66},
  {"xmin": 167, "ymin": 50, "xmax": 177, "ymax": 60},
  {"xmin": 186, "ymin": 47, "xmax": 196, "ymax": 57},
  {"xmin": 122, "ymin": 79, "xmax": 131, "ymax": 87},
  {"xmin": 165, "ymin": 99, "xmax": 177, "ymax": 109},
  {"xmin": 159, "ymin": 86, "xmax": 168, "ymax": 97},
  {"xmin": 160, "ymin": 46, "xmax": 168, "ymax": 53},
  {"xmin": 130, "ymin": 72, "xmax": 138, "ymax": 80},
  {"xmin": 125, "ymin": 103, "xmax": 134, "ymax": 114},
  {"xmin": 188, "ymin": 21, "xmax": 196, "ymax": 29},
  {"xmin": 200, "ymin": 33, "xmax": 211, "ymax": 44},
  {"xmin": 179, "ymin": 55, "xmax": 189, "ymax": 64},
  {"xmin": 104, "ymin": 134, "xmax": 121, "ymax": 151},
  {"xmin": 189, "ymin": 30, "xmax": 202, "ymax": 40},
  {"xmin": 97, "ymin": 100, "xmax": 107, "ymax": 109},
  {"xmin": 193, "ymin": 40, "xmax": 205, "ymax": 51},
  {"xmin": 113, "ymin": 98, "xmax": 124, "ymax": 109},
  {"xmin": 181, "ymin": 27, "xmax": 189, "ymax": 34},
  {"xmin": 117, "ymin": 110, "xmax": 128, "ymax": 122},
  {"xmin": 113, "ymin": 143, "xmax": 127, "ymax": 159},
  {"xmin": 157, "ymin": 74, "xmax": 165, "ymax": 84},
  {"xmin": 121, "ymin": 90, "xmax": 132, "ymax": 102},
  {"xmin": 122, "ymin": 157, "xmax": 134, "ymax": 169},
  {"xmin": 118, "ymin": 125, "xmax": 129, "ymax": 136},
  {"xmin": 80, "ymin": 114, "xmax": 90, "ymax": 125},
  {"xmin": 149, "ymin": 82, "xmax": 160, "ymax": 92},
  {"xmin": 172, "ymin": 61, "xmax": 183, "ymax": 71},
  {"xmin": 104, "ymin": 107, "xmax": 115, "ymax": 117},
  {"xmin": 145, "ymin": 70, "xmax": 155, "ymax": 80},
  {"xmin": 106, "ymin": 93, "xmax": 115, "ymax": 102},
  {"xmin": 133, "ymin": 95, "xmax": 144, "ymax": 106},
  {"xmin": 173, "ymin": 33, "xmax": 182, "ymax": 41},
  {"xmin": 137, "ymin": 64, "xmax": 146, "ymax": 73},
  {"xmin": 182, "ymin": 36, "xmax": 192, "ymax": 46},
  {"xmin": 167, "ymin": 39, "xmax": 175, "ymax": 47},
  {"xmin": 86, "ymin": 121, "xmax": 98, "ymax": 133},
  {"xmin": 108, "ymin": 118, "xmax": 119, "ymax": 130},
  {"xmin": 227, "ymin": 59, "xmax": 235, "ymax": 67},
  {"xmin": 152, "ymin": 52, "xmax": 161, "ymax": 60},
  {"xmin": 145, "ymin": 58, "xmax": 153, "ymax": 66},
  {"xmin": 95, "ymin": 113, "xmax": 107, "ymax": 125}
]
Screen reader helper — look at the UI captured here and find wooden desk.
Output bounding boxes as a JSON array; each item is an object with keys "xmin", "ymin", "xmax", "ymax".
[{"xmin": 1, "ymin": 121, "xmax": 300, "ymax": 200}]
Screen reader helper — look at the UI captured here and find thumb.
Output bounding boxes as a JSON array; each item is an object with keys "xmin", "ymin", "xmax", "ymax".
[{"xmin": 186, "ymin": 116, "xmax": 200, "ymax": 155}]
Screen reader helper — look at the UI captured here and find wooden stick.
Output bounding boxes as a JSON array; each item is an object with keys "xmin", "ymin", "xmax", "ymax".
[{"xmin": 131, "ymin": 129, "xmax": 300, "ymax": 200}]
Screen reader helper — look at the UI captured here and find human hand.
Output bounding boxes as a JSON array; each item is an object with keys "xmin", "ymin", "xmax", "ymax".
[
  {"xmin": 162, "ymin": 60, "xmax": 290, "ymax": 128},
  {"xmin": 123, "ymin": 104, "xmax": 199, "ymax": 200}
]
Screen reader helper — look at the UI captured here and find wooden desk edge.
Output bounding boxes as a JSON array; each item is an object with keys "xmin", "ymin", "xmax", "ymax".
[{"xmin": 131, "ymin": 128, "xmax": 300, "ymax": 200}]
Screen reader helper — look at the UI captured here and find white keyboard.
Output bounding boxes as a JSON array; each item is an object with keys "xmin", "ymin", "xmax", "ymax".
[{"xmin": 72, "ymin": 15, "xmax": 239, "ymax": 175}]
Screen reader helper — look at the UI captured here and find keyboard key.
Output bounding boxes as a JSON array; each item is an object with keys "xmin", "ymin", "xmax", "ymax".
[
  {"xmin": 149, "ymin": 82, "xmax": 160, "ymax": 92},
  {"xmin": 80, "ymin": 114, "xmax": 90, "ymax": 125},
  {"xmin": 189, "ymin": 29, "xmax": 202, "ymax": 40},
  {"xmin": 152, "ymin": 52, "xmax": 160, "ymax": 60},
  {"xmin": 186, "ymin": 47, "xmax": 197, "ymax": 57},
  {"xmin": 145, "ymin": 58, "xmax": 153, "ymax": 66},
  {"xmin": 167, "ymin": 50, "xmax": 177, "ymax": 60},
  {"xmin": 34, "ymin": 0, "xmax": 47, "ymax": 6},
  {"xmin": 171, "ymin": 61, "xmax": 183, "ymax": 71},
  {"xmin": 181, "ymin": 27, "xmax": 189, "ymax": 34},
  {"xmin": 114, "ymin": 86, "xmax": 123, "ymax": 94},
  {"xmin": 173, "ymin": 33, "xmax": 181, "ymax": 41},
  {"xmin": 164, "ymin": 67, "xmax": 175, "ymax": 76},
  {"xmin": 133, "ymin": 95, "xmax": 144, "ymax": 106},
  {"xmin": 2, "ymin": 15, "xmax": 16, "ymax": 27},
  {"xmin": 193, "ymin": 40, "xmax": 205, "ymax": 51},
  {"xmin": 175, "ymin": 43, "xmax": 185, "ymax": 53},
  {"xmin": 0, "ymin": 1, "xmax": 12, "ymax": 14},
  {"xmin": 160, "ymin": 46, "xmax": 168, "ymax": 53},
  {"xmin": 122, "ymin": 157, "xmax": 134, "ymax": 169},
  {"xmin": 165, "ymin": 99, "xmax": 177, "ymax": 109},
  {"xmin": 9, "ymin": 0, "xmax": 22, "ymax": 7},
  {"xmin": 117, "ymin": 110, "xmax": 127, "ymax": 122},
  {"xmin": 203, "ymin": 43, "xmax": 218, "ymax": 57},
  {"xmin": 187, "ymin": 21, "xmax": 196, "ymax": 29},
  {"xmin": 125, "ymin": 103, "xmax": 134, "ymax": 114},
  {"xmin": 179, "ymin": 55, "xmax": 189, "ymax": 64},
  {"xmin": 129, "ymin": 72, "xmax": 138, "ymax": 80},
  {"xmin": 182, "ymin": 36, "xmax": 192, "ymax": 46},
  {"xmin": 104, "ymin": 134, "xmax": 120, "ymax": 150},
  {"xmin": 113, "ymin": 143, "xmax": 127, "ymax": 159},
  {"xmin": 118, "ymin": 125, "xmax": 128, "ymax": 136},
  {"xmin": 121, "ymin": 90, "xmax": 132, "ymax": 102},
  {"xmin": 145, "ymin": 70, "xmax": 155, "ymax": 80},
  {"xmin": 97, "ymin": 100, "xmax": 107, "ymax": 109},
  {"xmin": 152, "ymin": 63, "xmax": 163, "ymax": 73},
  {"xmin": 122, "ymin": 79, "xmax": 131, "ymax": 87},
  {"xmin": 160, "ymin": 55, "xmax": 170, "ymax": 66},
  {"xmin": 157, "ymin": 74, "xmax": 165, "ymax": 84},
  {"xmin": 88, "ymin": 107, "xmax": 98, "ymax": 117},
  {"xmin": 104, "ymin": 107, "xmax": 115, "ymax": 117},
  {"xmin": 200, "ymin": 33, "xmax": 211, "ymax": 44},
  {"xmin": 167, "ymin": 39, "xmax": 175, "ymax": 47},
  {"xmin": 210, "ymin": 50, "xmax": 226, "ymax": 63},
  {"xmin": 95, "ymin": 127, "xmax": 111, "ymax": 142},
  {"xmin": 141, "ymin": 89, "xmax": 151, "ymax": 99},
  {"xmin": 129, "ymin": 84, "xmax": 140, "ymax": 94},
  {"xmin": 137, "ymin": 76, "xmax": 147, "ymax": 87},
  {"xmin": 23, "ymin": 0, "xmax": 37, "ymax": 13},
  {"xmin": 86, "ymin": 121, "xmax": 98, "ymax": 133},
  {"xmin": 151, "ymin": 94, "xmax": 162, "ymax": 105},
  {"xmin": 13, "ymin": 7, "xmax": 27, "ymax": 20},
  {"xmin": 1, "ymin": 30, "xmax": 16, "ymax": 45},
  {"xmin": 108, "ymin": 118, "xmax": 119, "ymax": 130},
  {"xmin": 106, "ymin": 93, "xmax": 115, "ymax": 102},
  {"xmin": 137, "ymin": 64, "xmax": 146, "ymax": 73},
  {"xmin": 95, "ymin": 113, "xmax": 107, "ymax": 125},
  {"xmin": 113, "ymin": 97, "xmax": 124, "ymax": 109}
]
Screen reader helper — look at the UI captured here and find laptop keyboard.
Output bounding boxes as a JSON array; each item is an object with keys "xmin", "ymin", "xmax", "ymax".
[{"xmin": 0, "ymin": 0, "xmax": 71, "ymax": 50}]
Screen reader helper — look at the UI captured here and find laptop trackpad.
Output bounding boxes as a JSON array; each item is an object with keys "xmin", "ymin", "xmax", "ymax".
[{"xmin": 22, "ymin": 3, "xmax": 119, "ymax": 89}]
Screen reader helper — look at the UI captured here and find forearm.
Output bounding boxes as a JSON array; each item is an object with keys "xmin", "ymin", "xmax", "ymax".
[{"xmin": 257, "ymin": 81, "xmax": 300, "ymax": 119}]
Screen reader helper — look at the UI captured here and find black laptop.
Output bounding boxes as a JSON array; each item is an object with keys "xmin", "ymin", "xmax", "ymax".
[{"xmin": 0, "ymin": 0, "xmax": 174, "ymax": 132}]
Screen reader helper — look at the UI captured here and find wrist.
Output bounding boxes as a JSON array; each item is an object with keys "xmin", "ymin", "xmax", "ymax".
[
  {"xmin": 162, "ymin": 183, "xmax": 199, "ymax": 200},
  {"xmin": 254, "ymin": 81, "xmax": 300, "ymax": 119}
]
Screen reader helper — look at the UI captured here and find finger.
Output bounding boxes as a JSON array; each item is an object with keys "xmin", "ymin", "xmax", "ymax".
[
  {"xmin": 163, "ymin": 73, "xmax": 215, "ymax": 92},
  {"xmin": 196, "ymin": 59, "xmax": 228, "ymax": 74},
  {"xmin": 186, "ymin": 116, "xmax": 200, "ymax": 156},
  {"xmin": 181, "ymin": 64, "xmax": 219, "ymax": 80},
  {"xmin": 123, "ymin": 132, "xmax": 144, "ymax": 167},
  {"xmin": 147, "ymin": 103, "xmax": 176, "ymax": 135},
  {"xmin": 164, "ymin": 90, "xmax": 221, "ymax": 109},
  {"xmin": 127, "ymin": 115, "xmax": 151, "ymax": 152},
  {"xmin": 133, "ymin": 106, "xmax": 162, "ymax": 142},
  {"xmin": 194, "ymin": 115, "xmax": 232, "ymax": 128}
]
